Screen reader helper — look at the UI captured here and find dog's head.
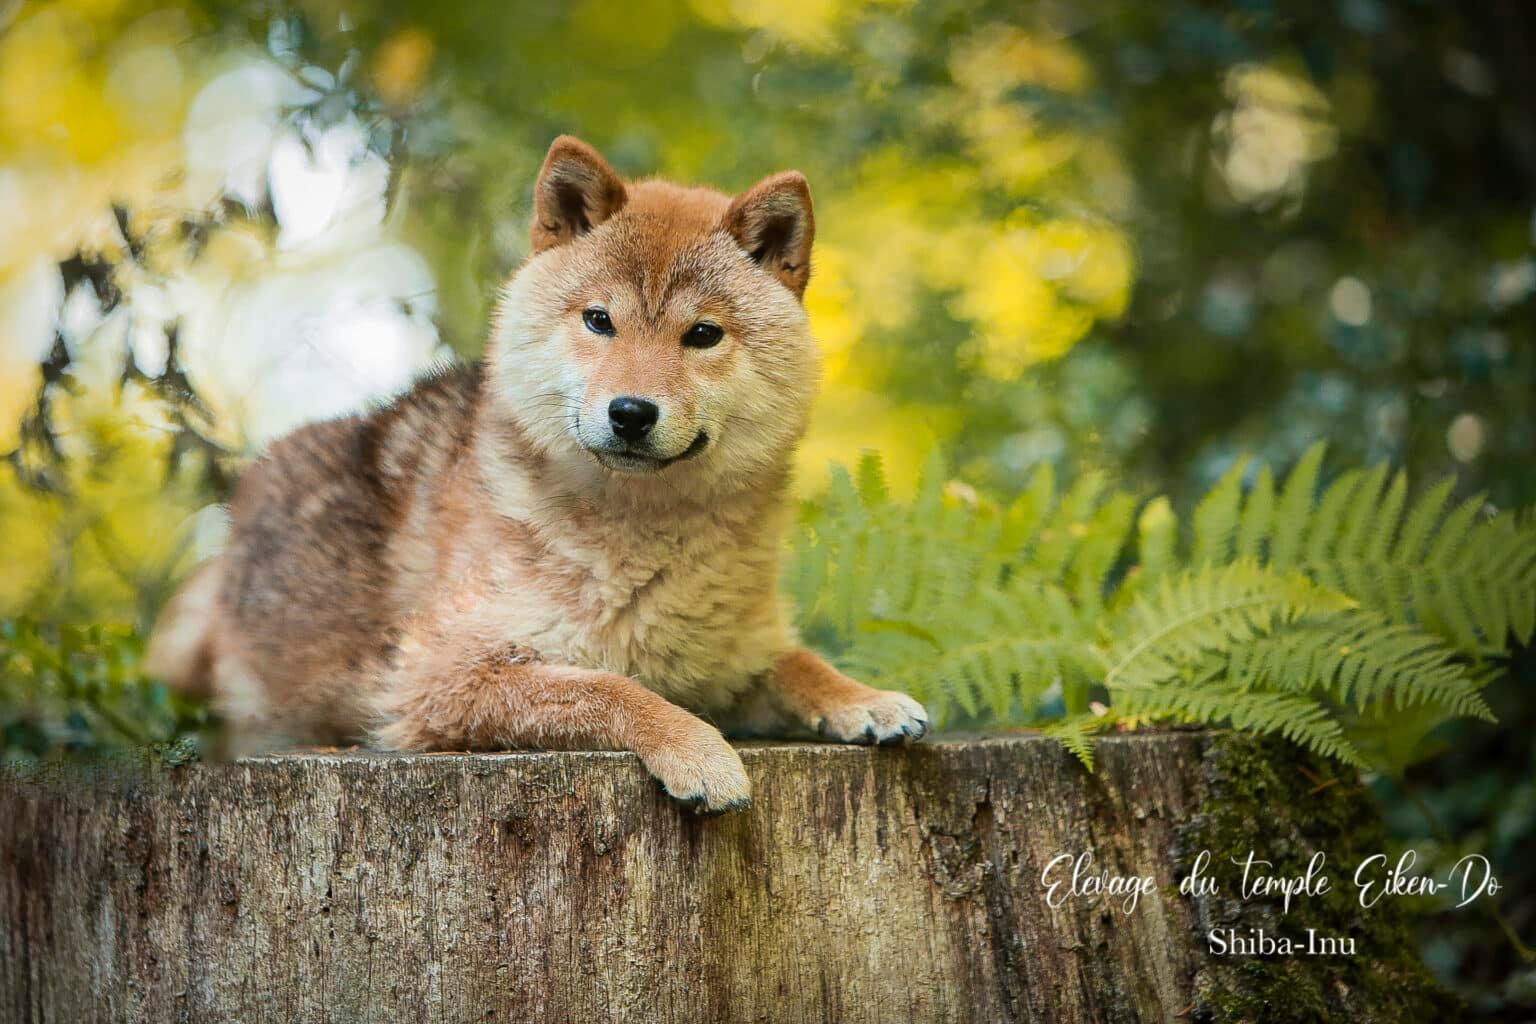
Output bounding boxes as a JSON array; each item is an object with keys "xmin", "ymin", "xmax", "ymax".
[{"xmin": 488, "ymin": 136, "xmax": 820, "ymax": 493}]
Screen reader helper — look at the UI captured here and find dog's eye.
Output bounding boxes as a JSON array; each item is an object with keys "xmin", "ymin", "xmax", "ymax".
[
  {"xmin": 582, "ymin": 308, "xmax": 615, "ymax": 336},
  {"xmin": 683, "ymin": 322, "xmax": 724, "ymax": 349}
]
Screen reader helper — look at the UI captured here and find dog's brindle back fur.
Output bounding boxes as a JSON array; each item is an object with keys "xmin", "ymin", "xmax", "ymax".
[
  {"xmin": 215, "ymin": 365, "xmax": 484, "ymax": 742},
  {"xmin": 149, "ymin": 136, "xmax": 929, "ymax": 811}
]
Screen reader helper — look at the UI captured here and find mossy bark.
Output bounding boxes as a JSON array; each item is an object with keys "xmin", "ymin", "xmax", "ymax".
[
  {"xmin": 1175, "ymin": 736, "xmax": 1459, "ymax": 1023},
  {"xmin": 0, "ymin": 733, "xmax": 1449, "ymax": 1022}
]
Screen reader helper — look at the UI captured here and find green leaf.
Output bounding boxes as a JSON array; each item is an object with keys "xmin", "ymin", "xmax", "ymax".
[
  {"xmin": 1002, "ymin": 463, "xmax": 1057, "ymax": 552},
  {"xmin": 1041, "ymin": 713, "xmax": 1114, "ymax": 771},
  {"xmin": 785, "ymin": 445, "xmax": 1528, "ymax": 781},
  {"xmin": 1271, "ymin": 442, "xmax": 1326, "ymax": 569},
  {"xmin": 1236, "ymin": 465, "xmax": 1275, "ymax": 561},
  {"xmin": 855, "ymin": 451, "xmax": 889, "ymax": 507},
  {"xmin": 1136, "ymin": 496, "xmax": 1177, "ymax": 583},
  {"xmin": 1397, "ymin": 477, "xmax": 1454, "ymax": 564},
  {"xmin": 1192, "ymin": 457, "xmax": 1248, "ymax": 566}
]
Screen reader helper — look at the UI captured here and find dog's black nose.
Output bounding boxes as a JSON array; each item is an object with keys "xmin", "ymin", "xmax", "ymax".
[{"xmin": 608, "ymin": 396, "xmax": 659, "ymax": 442}]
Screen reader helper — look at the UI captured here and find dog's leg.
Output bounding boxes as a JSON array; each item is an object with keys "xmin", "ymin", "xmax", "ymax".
[
  {"xmin": 377, "ymin": 643, "xmax": 752, "ymax": 812},
  {"xmin": 758, "ymin": 649, "xmax": 929, "ymax": 745}
]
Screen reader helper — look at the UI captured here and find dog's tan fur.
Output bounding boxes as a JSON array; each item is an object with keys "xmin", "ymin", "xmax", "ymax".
[{"xmin": 147, "ymin": 136, "xmax": 928, "ymax": 811}]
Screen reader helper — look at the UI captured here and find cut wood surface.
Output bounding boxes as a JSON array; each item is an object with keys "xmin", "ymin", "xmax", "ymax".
[{"xmin": 0, "ymin": 733, "xmax": 1378, "ymax": 1022}]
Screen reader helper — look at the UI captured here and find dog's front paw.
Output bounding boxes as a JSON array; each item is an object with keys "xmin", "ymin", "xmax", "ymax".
[
  {"xmin": 640, "ymin": 726, "xmax": 752, "ymax": 814},
  {"xmin": 813, "ymin": 690, "xmax": 930, "ymax": 746}
]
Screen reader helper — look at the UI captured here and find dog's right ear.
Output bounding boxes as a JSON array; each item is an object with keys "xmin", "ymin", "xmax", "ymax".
[{"xmin": 530, "ymin": 136, "xmax": 628, "ymax": 254}]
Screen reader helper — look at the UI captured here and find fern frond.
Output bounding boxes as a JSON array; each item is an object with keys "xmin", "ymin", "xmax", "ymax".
[
  {"xmin": 1335, "ymin": 463, "xmax": 1389, "ymax": 565},
  {"xmin": 913, "ymin": 448, "xmax": 947, "ymax": 519},
  {"xmin": 1505, "ymin": 510, "xmax": 1536, "ymax": 645},
  {"xmin": 1227, "ymin": 613, "xmax": 1494, "ymax": 721},
  {"xmin": 1362, "ymin": 471, "xmax": 1406, "ymax": 564},
  {"xmin": 1068, "ymin": 492, "xmax": 1137, "ymax": 617},
  {"xmin": 1100, "ymin": 562, "xmax": 1353, "ymax": 692},
  {"xmin": 1041, "ymin": 713, "xmax": 1116, "ymax": 770},
  {"xmin": 1002, "ymin": 463, "xmax": 1057, "ymax": 552},
  {"xmin": 791, "ymin": 454, "xmax": 1013, "ymax": 644},
  {"xmin": 1235, "ymin": 465, "xmax": 1274, "ymax": 561},
  {"xmin": 1396, "ymin": 477, "xmax": 1454, "ymax": 563},
  {"xmin": 1215, "ymin": 446, "xmax": 1535, "ymax": 657},
  {"xmin": 788, "ymin": 526, "xmax": 826, "ymax": 631},
  {"xmin": 787, "ymin": 446, "xmax": 1525, "ymax": 778},
  {"xmin": 855, "ymin": 450, "xmax": 889, "ymax": 506},
  {"xmin": 1192, "ymin": 457, "xmax": 1248, "ymax": 566},
  {"xmin": 1135, "ymin": 496, "xmax": 1177, "ymax": 583},
  {"xmin": 1114, "ymin": 682, "xmax": 1365, "ymax": 767},
  {"xmin": 1270, "ymin": 441, "xmax": 1326, "ymax": 568},
  {"xmin": 1428, "ymin": 492, "xmax": 1486, "ymax": 565},
  {"xmin": 842, "ymin": 580, "xmax": 1095, "ymax": 725},
  {"xmin": 1031, "ymin": 471, "xmax": 1107, "ymax": 580},
  {"xmin": 1324, "ymin": 495, "xmax": 1529, "ymax": 655},
  {"xmin": 1303, "ymin": 468, "xmax": 1363, "ymax": 568}
]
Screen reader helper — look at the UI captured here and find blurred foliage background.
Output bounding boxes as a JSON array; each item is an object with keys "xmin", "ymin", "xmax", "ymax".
[{"xmin": 1, "ymin": 0, "xmax": 1533, "ymax": 1012}]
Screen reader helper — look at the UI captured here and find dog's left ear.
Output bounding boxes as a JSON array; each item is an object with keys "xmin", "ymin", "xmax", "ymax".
[{"xmin": 722, "ymin": 171, "xmax": 815, "ymax": 299}]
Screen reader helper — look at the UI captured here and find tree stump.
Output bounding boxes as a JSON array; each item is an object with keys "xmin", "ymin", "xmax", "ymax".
[{"xmin": 0, "ymin": 733, "xmax": 1448, "ymax": 1022}]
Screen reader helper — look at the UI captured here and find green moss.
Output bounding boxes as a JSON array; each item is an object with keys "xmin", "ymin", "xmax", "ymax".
[{"xmin": 1178, "ymin": 734, "xmax": 1460, "ymax": 1024}]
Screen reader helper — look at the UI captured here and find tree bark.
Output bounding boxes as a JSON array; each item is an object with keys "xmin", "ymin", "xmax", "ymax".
[{"xmin": 0, "ymin": 733, "xmax": 1422, "ymax": 1022}]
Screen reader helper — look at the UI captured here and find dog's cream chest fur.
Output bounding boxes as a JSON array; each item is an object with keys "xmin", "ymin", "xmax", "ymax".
[{"xmin": 423, "ymin": 495, "xmax": 793, "ymax": 712}]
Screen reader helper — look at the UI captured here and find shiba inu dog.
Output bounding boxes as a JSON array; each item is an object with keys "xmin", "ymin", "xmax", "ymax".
[{"xmin": 148, "ymin": 136, "xmax": 929, "ymax": 812}]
